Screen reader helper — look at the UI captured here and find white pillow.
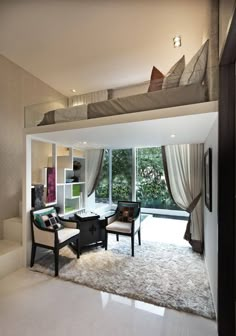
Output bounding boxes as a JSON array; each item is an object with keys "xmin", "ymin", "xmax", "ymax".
[
  {"xmin": 179, "ymin": 40, "xmax": 209, "ymax": 86},
  {"xmin": 162, "ymin": 56, "xmax": 185, "ymax": 89}
]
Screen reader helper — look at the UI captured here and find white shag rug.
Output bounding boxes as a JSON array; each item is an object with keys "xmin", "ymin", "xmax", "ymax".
[{"xmin": 32, "ymin": 235, "xmax": 215, "ymax": 320}]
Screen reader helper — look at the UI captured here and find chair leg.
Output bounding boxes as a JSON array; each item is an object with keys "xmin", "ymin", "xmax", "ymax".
[
  {"xmin": 116, "ymin": 234, "xmax": 119, "ymax": 241},
  {"xmin": 131, "ymin": 236, "xmax": 134, "ymax": 257},
  {"xmin": 138, "ymin": 229, "xmax": 141, "ymax": 245},
  {"xmin": 76, "ymin": 236, "xmax": 80, "ymax": 259},
  {"xmin": 54, "ymin": 246, "xmax": 59, "ymax": 277},
  {"xmin": 30, "ymin": 244, "xmax": 36, "ymax": 267},
  {"xmin": 105, "ymin": 231, "xmax": 108, "ymax": 250}
]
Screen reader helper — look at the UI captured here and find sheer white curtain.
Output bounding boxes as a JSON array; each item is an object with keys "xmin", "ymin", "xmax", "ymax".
[
  {"xmin": 87, "ymin": 149, "xmax": 104, "ymax": 197},
  {"xmin": 69, "ymin": 90, "xmax": 108, "ymax": 107},
  {"xmin": 162, "ymin": 144, "xmax": 204, "ymax": 253}
]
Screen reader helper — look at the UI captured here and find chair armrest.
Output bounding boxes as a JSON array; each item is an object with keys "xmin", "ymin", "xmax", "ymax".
[
  {"xmin": 59, "ymin": 217, "xmax": 78, "ymax": 229},
  {"xmin": 132, "ymin": 214, "xmax": 141, "ymax": 233},
  {"xmin": 106, "ymin": 213, "xmax": 118, "ymax": 225},
  {"xmin": 33, "ymin": 224, "xmax": 56, "ymax": 247},
  {"xmin": 133, "ymin": 213, "xmax": 141, "ymax": 222}
]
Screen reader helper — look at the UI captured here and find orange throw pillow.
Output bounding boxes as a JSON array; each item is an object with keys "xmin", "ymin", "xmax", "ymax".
[{"xmin": 148, "ymin": 66, "xmax": 164, "ymax": 92}]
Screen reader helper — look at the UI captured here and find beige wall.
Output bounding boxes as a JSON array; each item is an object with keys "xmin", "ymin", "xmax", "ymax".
[
  {"xmin": 32, "ymin": 141, "xmax": 53, "ymax": 185},
  {"xmin": 219, "ymin": 0, "xmax": 236, "ymax": 55},
  {"xmin": 204, "ymin": 117, "xmax": 218, "ymax": 314},
  {"xmin": 112, "ymin": 82, "xmax": 148, "ymax": 98},
  {"xmin": 0, "ymin": 55, "xmax": 66, "ymax": 238}
]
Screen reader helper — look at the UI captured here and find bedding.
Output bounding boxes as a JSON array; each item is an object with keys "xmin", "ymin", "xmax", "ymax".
[
  {"xmin": 38, "ymin": 104, "xmax": 88, "ymax": 126},
  {"xmin": 37, "ymin": 83, "xmax": 207, "ymax": 126},
  {"xmin": 148, "ymin": 66, "xmax": 164, "ymax": 92},
  {"xmin": 162, "ymin": 55, "xmax": 185, "ymax": 89},
  {"xmin": 87, "ymin": 83, "xmax": 206, "ymax": 119},
  {"xmin": 34, "ymin": 39, "xmax": 211, "ymax": 127},
  {"xmin": 180, "ymin": 40, "xmax": 209, "ymax": 86}
]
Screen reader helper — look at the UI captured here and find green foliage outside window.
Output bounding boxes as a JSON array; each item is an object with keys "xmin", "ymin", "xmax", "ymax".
[
  {"xmin": 136, "ymin": 147, "xmax": 179, "ymax": 209},
  {"xmin": 95, "ymin": 149, "xmax": 109, "ymax": 202},
  {"xmin": 95, "ymin": 147, "xmax": 179, "ymax": 210},
  {"xmin": 112, "ymin": 149, "xmax": 132, "ymax": 202}
]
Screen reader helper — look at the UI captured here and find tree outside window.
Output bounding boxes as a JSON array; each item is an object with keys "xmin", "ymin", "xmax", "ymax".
[
  {"xmin": 95, "ymin": 147, "xmax": 179, "ymax": 210},
  {"xmin": 136, "ymin": 147, "xmax": 179, "ymax": 209}
]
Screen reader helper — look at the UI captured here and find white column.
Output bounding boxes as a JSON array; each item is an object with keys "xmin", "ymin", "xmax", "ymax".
[
  {"xmin": 109, "ymin": 149, "xmax": 112, "ymax": 207},
  {"xmin": 22, "ymin": 134, "xmax": 32, "ymax": 266}
]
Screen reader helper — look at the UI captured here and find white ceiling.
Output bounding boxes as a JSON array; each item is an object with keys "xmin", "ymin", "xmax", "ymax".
[
  {"xmin": 0, "ymin": 0, "xmax": 209, "ymax": 96},
  {"xmin": 32, "ymin": 112, "xmax": 218, "ymax": 149}
]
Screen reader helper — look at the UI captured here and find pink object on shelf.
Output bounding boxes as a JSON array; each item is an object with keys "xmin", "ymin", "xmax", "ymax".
[{"xmin": 46, "ymin": 167, "xmax": 56, "ymax": 203}]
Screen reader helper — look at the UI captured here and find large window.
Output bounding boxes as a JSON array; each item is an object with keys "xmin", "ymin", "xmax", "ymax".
[
  {"xmin": 95, "ymin": 147, "xmax": 178, "ymax": 210},
  {"xmin": 112, "ymin": 149, "xmax": 132, "ymax": 202},
  {"xmin": 136, "ymin": 147, "xmax": 178, "ymax": 209},
  {"xmin": 95, "ymin": 149, "xmax": 109, "ymax": 203}
]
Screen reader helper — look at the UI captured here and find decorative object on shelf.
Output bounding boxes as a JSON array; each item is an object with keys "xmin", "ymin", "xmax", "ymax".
[
  {"xmin": 66, "ymin": 178, "xmax": 74, "ymax": 183},
  {"xmin": 73, "ymin": 160, "xmax": 82, "ymax": 171},
  {"xmin": 46, "ymin": 167, "xmax": 56, "ymax": 203},
  {"xmin": 72, "ymin": 184, "xmax": 80, "ymax": 197},
  {"xmin": 72, "ymin": 159, "xmax": 81, "ymax": 182},
  {"xmin": 72, "ymin": 175, "xmax": 80, "ymax": 182},
  {"xmin": 32, "ymin": 184, "xmax": 45, "ymax": 209},
  {"xmin": 204, "ymin": 148, "xmax": 212, "ymax": 212}
]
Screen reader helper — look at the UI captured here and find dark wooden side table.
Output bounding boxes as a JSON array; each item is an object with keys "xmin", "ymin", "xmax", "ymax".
[{"xmin": 70, "ymin": 212, "xmax": 106, "ymax": 253}]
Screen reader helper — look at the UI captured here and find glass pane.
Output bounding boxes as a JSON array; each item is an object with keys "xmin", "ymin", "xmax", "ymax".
[
  {"xmin": 112, "ymin": 149, "xmax": 132, "ymax": 203},
  {"xmin": 136, "ymin": 147, "xmax": 179, "ymax": 210},
  {"xmin": 95, "ymin": 149, "xmax": 109, "ymax": 204}
]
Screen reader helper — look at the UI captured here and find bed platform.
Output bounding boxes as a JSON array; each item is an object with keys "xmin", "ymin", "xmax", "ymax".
[
  {"xmin": 25, "ymin": 100, "xmax": 218, "ymax": 139},
  {"xmin": 25, "ymin": 82, "xmax": 209, "ymax": 131}
]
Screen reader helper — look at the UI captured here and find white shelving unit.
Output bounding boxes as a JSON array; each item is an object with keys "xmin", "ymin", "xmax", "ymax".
[
  {"xmin": 31, "ymin": 142, "xmax": 58, "ymax": 207},
  {"xmin": 54, "ymin": 148, "xmax": 86, "ymax": 216},
  {"xmin": 31, "ymin": 144, "xmax": 87, "ymax": 217}
]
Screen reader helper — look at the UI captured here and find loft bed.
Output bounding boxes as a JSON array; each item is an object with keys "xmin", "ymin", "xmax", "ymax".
[
  {"xmin": 35, "ymin": 82, "xmax": 207, "ymax": 127},
  {"xmin": 25, "ymin": 77, "xmax": 214, "ymax": 130},
  {"xmin": 24, "ymin": 39, "xmax": 218, "ymax": 131}
]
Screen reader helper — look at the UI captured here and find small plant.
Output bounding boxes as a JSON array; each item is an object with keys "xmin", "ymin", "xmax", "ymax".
[
  {"xmin": 72, "ymin": 160, "xmax": 81, "ymax": 182},
  {"xmin": 73, "ymin": 160, "xmax": 81, "ymax": 171}
]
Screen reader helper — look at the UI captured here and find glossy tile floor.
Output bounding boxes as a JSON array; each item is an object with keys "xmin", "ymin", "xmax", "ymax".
[
  {"xmin": 0, "ymin": 217, "xmax": 217, "ymax": 336},
  {"xmin": 0, "ymin": 268, "xmax": 217, "ymax": 336}
]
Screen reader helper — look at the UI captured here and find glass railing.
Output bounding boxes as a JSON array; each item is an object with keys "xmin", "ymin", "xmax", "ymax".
[{"xmin": 24, "ymin": 98, "xmax": 68, "ymax": 128}]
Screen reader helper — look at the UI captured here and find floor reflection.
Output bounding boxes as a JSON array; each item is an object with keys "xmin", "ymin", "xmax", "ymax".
[{"xmin": 100, "ymin": 291, "xmax": 165, "ymax": 316}]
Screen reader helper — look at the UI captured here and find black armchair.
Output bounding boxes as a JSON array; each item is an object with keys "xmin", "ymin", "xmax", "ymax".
[
  {"xmin": 105, "ymin": 201, "xmax": 141, "ymax": 256},
  {"xmin": 30, "ymin": 207, "xmax": 80, "ymax": 276}
]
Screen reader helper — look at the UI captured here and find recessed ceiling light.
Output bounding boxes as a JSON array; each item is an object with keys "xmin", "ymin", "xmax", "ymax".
[
  {"xmin": 170, "ymin": 134, "xmax": 176, "ymax": 138},
  {"xmin": 173, "ymin": 35, "xmax": 181, "ymax": 48},
  {"xmin": 71, "ymin": 89, "xmax": 76, "ymax": 93}
]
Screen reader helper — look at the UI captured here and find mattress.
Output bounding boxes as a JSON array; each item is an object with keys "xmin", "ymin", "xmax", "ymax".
[
  {"xmin": 38, "ymin": 104, "xmax": 88, "ymax": 126},
  {"xmin": 38, "ymin": 83, "xmax": 207, "ymax": 126},
  {"xmin": 88, "ymin": 83, "xmax": 207, "ymax": 119}
]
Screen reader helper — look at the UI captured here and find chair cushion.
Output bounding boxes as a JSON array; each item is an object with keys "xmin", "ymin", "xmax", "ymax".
[
  {"xmin": 118, "ymin": 206, "xmax": 134, "ymax": 222},
  {"xmin": 117, "ymin": 202, "xmax": 140, "ymax": 218},
  {"xmin": 34, "ymin": 208, "xmax": 63, "ymax": 230},
  {"xmin": 106, "ymin": 221, "xmax": 132, "ymax": 234},
  {"xmin": 58, "ymin": 228, "xmax": 80, "ymax": 243}
]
